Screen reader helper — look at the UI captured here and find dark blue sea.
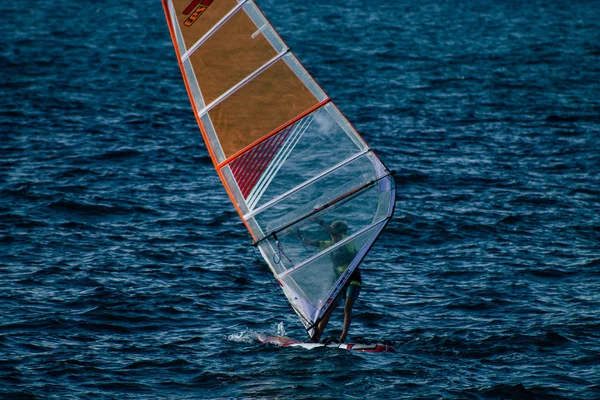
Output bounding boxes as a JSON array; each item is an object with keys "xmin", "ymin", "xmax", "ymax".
[{"xmin": 2, "ymin": 0, "xmax": 599, "ymax": 399}]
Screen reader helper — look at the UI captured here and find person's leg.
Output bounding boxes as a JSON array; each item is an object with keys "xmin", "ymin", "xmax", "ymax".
[
  {"xmin": 312, "ymin": 291, "xmax": 343, "ymax": 342},
  {"xmin": 312, "ymin": 304, "xmax": 335, "ymax": 342},
  {"xmin": 339, "ymin": 284, "xmax": 361, "ymax": 342}
]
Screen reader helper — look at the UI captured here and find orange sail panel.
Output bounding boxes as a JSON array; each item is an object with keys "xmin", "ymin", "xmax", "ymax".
[
  {"xmin": 209, "ymin": 58, "xmax": 320, "ymax": 158},
  {"xmin": 163, "ymin": 0, "xmax": 396, "ymax": 339}
]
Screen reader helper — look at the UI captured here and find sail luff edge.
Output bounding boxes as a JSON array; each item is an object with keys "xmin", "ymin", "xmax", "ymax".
[{"xmin": 162, "ymin": 0, "xmax": 257, "ymax": 240}]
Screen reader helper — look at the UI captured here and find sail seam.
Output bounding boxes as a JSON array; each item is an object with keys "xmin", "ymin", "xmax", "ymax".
[
  {"xmin": 197, "ymin": 48, "xmax": 290, "ymax": 118},
  {"xmin": 244, "ymin": 148, "xmax": 371, "ymax": 220},
  {"xmin": 181, "ymin": 0, "xmax": 250, "ymax": 61}
]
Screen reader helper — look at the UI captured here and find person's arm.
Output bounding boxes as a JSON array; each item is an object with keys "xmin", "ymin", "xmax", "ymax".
[
  {"xmin": 295, "ymin": 229, "xmax": 318, "ymax": 246},
  {"xmin": 318, "ymin": 219, "xmax": 332, "ymax": 234}
]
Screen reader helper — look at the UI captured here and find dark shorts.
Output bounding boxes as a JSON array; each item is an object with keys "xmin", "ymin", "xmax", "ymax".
[{"xmin": 334, "ymin": 281, "xmax": 361, "ymax": 306}]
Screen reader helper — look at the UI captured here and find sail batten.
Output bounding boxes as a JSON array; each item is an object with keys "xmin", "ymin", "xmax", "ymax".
[
  {"xmin": 252, "ymin": 170, "xmax": 394, "ymax": 246},
  {"xmin": 163, "ymin": 0, "xmax": 396, "ymax": 338},
  {"xmin": 181, "ymin": 0, "xmax": 250, "ymax": 61},
  {"xmin": 197, "ymin": 47, "xmax": 290, "ymax": 118}
]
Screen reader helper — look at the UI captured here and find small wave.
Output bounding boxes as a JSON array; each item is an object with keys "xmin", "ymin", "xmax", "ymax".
[
  {"xmin": 93, "ymin": 148, "xmax": 142, "ymax": 161},
  {"xmin": 496, "ymin": 215, "xmax": 523, "ymax": 225},
  {"xmin": 523, "ymin": 267, "xmax": 576, "ymax": 278},
  {"xmin": 77, "ymin": 321, "xmax": 133, "ymax": 335},
  {"xmin": 475, "ymin": 382, "xmax": 560, "ymax": 400},
  {"xmin": 444, "ymin": 298, "xmax": 506, "ymax": 311},
  {"xmin": 192, "ymin": 154, "xmax": 213, "ymax": 166},
  {"xmin": 546, "ymin": 114, "xmax": 598, "ymax": 123},
  {"xmin": 48, "ymin": 199, "xmax": 132, "ymax": 217},
  {"xmin": 59, "ymin": 220, "xmax": 92, "ymax": 229},
  {"xmin": 0, "ymin": 212, "xmax": 49, "ymax": 228},
  {"xmin": 507, "ymin": 331, "xmax": 572, "ymax": 348},
  {"xmin": 509, "ymin": 195, "xmax": 559, "ymax": 206},
  {"xmin": 123, "ymin": 358, "xmax": 192, "ymax": 370},
  {"xmin": 28, "ymin": 266, "xmax": 66, "ymax": 277},
  {"xmin": 55, "ymin": 167, "xmax": 99, "ymax": 180},
  {"xmin": 0, "ymin": 235, "xmax": 16, "ymax": 243},
  {"xmin": 394, "ymin": 172, "xmax": 429, "ymax": 184},
  {"xmin": 583, "ymin": 258, "xmax": 600, "ymax": 268}
]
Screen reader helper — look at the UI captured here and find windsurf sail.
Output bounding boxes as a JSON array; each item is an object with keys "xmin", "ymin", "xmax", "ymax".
[{"xmin": 162, "ymin": 0, "xmax": 396, "ymax": 338}]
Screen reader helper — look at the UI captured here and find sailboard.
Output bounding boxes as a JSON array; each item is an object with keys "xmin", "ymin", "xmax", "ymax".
[
  {"xmin": 257, "ymin": 334, "xmax": 397, "ymax": 353},
  {"xmin": 162, "ymin": 0, "xmax": 396, "ymax": 340}
]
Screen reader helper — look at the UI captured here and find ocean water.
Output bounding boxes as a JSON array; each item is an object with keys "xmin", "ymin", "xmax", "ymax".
[{"xmin": 1, "ymin": 0, "xmax": 599, "ymax": 399}]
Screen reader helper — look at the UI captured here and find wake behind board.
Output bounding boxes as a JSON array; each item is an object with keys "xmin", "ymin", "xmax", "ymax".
[{"xmin": 258, "ymin": 334, "xmax": 396, "ymax": 353}]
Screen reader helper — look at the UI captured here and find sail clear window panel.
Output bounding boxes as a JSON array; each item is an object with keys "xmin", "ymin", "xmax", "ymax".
[
  {"xmin": 182, "ymin": 59, "xmax": 206, "ymax": 111},
  {"xmin": 252, "ymin": 152, "xmax": 387, "ymax": 237},
  {"xmin": 325, "ymin": 104, "xmax": 369, "ymax": 150},
  {"xmin": 278, "ymin": 222, "xmax": 385, "ymax": 319},
  {"xmin": 374, "ymin": 175, "xmax": 396, "ymax": 222},
  {"xmin": 199, "ymin": 114, "xmax": 226, "ymax": 163},
  {"xmin": 233, "ymin": 104, "xmax": 369, "ymax": 213},
  {"xmin": 256, "ymin": 178, "xmax": 395, "ymax": 275},
  {"xmin": 283, "ymin": 54, "xmax": 327, "ymax": 103},
  {"xmin": 208, "ymin": 58, "xmax": 319, "ymax": 158},
  {"xmin": 172, "ymin": 0, "xmax": 239, "ymax": 49}
]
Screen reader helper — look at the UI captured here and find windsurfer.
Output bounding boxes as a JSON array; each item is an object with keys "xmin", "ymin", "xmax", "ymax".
[{"xmin": 297, "ymin": 220, "xmax": 361, "ymax": 343}]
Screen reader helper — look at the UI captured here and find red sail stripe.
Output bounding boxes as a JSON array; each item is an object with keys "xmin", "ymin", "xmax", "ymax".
[
  {"xmin": 182, "ymin": 0, "xmax": 201, "ymax": 15},
  {"xmin": 238, "ymin": 138, "xmax": 270, "ymax": 194},
  {"xmin": 242, "ymin": 131, "xmax": 284, "ymax": 188},
  {"xmin": 240, "ymin": 138, "xmax": 276, "ymax": 196},
  {"xmin": 240, "ymin": 136, "xmax": 283, "ymax": 196},
  {"xmin": 239, "ymin": 123, "xmax": 295, "ymax": 198},
  {"xmin": 230, "ymin": 123, "xmax": 296, "ymax": 198},
  {"xmin": 230, "ymin": 150, "xmax": 247, "ymax": 178},
  {"xmin": 233, "ymin": 143, "xmax": 265, "ymax": 196}
]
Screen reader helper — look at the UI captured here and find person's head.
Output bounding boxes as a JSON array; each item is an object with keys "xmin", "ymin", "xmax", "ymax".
[{"xmin": 330, "ymin": 220, "xmax": 348, "ymax": 241}]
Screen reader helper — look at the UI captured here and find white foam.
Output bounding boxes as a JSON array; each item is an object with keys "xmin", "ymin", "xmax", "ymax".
[{"xmin": 226, "ymin": 328, "xmax": 258, "ymax": 344}]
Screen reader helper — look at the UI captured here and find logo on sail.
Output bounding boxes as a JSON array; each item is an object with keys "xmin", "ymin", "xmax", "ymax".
[{"xmin": 182, "ymin": 0, "xmax": 214, "ymax": 27}]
